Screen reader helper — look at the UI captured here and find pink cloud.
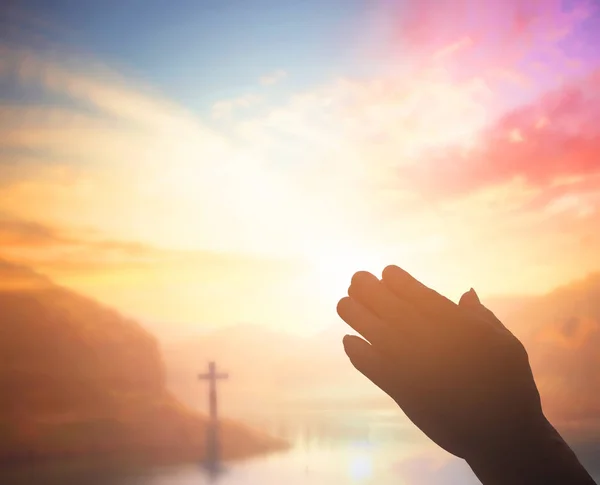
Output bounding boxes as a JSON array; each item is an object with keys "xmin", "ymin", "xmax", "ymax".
[
  {"xmin": 382, "ymin": 0, "xmax": 599, "ymax": 120},
  {"xmin": 401, "ymin": 68, "xmax": 600, "ymax": 198},
  {"xmin": 394, "ymin": 0, "xmax": 595, "ymax": 61}
]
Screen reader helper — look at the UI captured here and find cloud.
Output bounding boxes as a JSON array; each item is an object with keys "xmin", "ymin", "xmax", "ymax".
[
  {"xmin": 2, "ymin": 1, "xmax": 598, "ymax": 265},
  {"xmin": 433, "ymin": 36, "xmax": 474, "ymax": 61},
  {"xmin": 0, "ymin": 212, "xmax": 311, "ymax": 335},
  {"xmin": 2, "ymin": 0, "xmax": 600, "ymax": 323},
  {"xmin": 211, "ymin": 93, "xmax": 261, "ymax": 119},
  {"xmin": 0, "ymin": 215, "xmax": 158, "ymax": 262},
  {"xmin": 0, "ymin": 44, "xmax": 219, "ymax": 137},
  {"xmin": 0, "ymin": 44, "xmax": 318, "ymax": 257},
  {"xmin": 230, "ymin": 0, "xmax": 598, "ymax": 220},
  {"xmin": 0, "ymin": 217, "xmax": 66, "ymax": 247},
  {"xmin": 215, "ymin": 0, "xmax": 600, "ymax": 299},
  {"xmin": 259, "ymin": 69, "xmax": 287, "ymax": 86},
  {"xmin": 393, "ymin": 0, "xmax": 596, "ymax": 67},
  {"xmin": 399, "ymin": 69, "xmax": 600, "ymax": 199},
  {"xmin": 0, "ymin": 215, "xmax": 293, "ymax": 268}
]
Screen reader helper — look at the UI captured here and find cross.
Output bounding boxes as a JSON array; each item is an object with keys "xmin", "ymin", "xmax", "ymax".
[{"xmin": 198, "ymin": 361, "xmax": 229, "ymax": 469}]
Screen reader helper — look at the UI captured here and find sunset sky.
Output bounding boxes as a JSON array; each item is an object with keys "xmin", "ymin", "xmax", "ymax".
[{"xmin": 1, "ymin": 0, "xmax": 600, "ymax": 339}]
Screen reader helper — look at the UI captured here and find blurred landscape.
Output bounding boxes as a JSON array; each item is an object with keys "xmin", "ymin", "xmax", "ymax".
[
  {"xmin": 1, "ymin": 261, "xmax": 600, "ymax": 483},
  {"xmin": 0, "ymin": 261, "xmax": 286, "ymax": 466}
]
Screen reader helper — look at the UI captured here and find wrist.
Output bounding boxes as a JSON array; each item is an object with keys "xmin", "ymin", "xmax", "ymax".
[{"xmin": 466, "ymin": 415, "xmax": 595, "ymax": 485}]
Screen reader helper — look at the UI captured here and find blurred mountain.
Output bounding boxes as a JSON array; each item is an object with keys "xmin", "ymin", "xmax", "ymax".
[
  {"xmin": 0, "ymin": 261, "xmax": 286, "ymax": 465},
  {"xmin": 495, "ymin": 273, "xmax": 600, "ymax": 440}
]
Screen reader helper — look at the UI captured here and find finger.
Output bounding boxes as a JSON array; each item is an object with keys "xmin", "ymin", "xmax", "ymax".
[
  {"xmin": 337, "ymin": 296, "xmax": 391, "ymax": 348},
  {"xmin": 459, "ymin": 288, "xmax": 507, "ymax": 331},
  {"xmin": 342, "ymin": 335, "xmax": 389, "ymax": 392},
  {"xmin": 343, "ymin": 335, "xmax": 414, "ymax": 407},
  {"xmin": 348, "ymin": 270, "xmax": 424, "ymax": 325},
  {"xmin": 381, "ymin": 265, "xmax": 460, "ymax": 320},
  {"xmin": 347, "ymin": 270, "xmax": 380, "ymax": 305}
]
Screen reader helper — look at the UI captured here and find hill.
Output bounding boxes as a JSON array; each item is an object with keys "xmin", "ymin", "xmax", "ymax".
[
  {"xmin": 493, "ymin": 273, "xmax": 600, "ymax": 439},
  {"xmin": 0, "ymin": 261, "xmax": 286, "ymax": 464}
]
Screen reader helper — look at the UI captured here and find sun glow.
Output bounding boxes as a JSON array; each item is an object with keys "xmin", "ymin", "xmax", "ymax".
[{"xmin": 308, "ymin": 243, "xmax": 390, "ymax": 303}]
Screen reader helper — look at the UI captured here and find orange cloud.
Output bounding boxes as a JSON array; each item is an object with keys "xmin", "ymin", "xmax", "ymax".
[
  {"xmin": 0, "ymin": 215, "xmax": 313, "ymax": 339},
  {"xmin": 0, "ymin": 217, "xmax": 66, "ymax": 247},
  {"xmin": 0, "ymin": 215, "xmax": 164, "ymax": 272}
]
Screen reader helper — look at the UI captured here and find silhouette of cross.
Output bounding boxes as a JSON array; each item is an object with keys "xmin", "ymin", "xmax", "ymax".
[{"xmin": 198, "ymin": 361, "xmax": 228, "ymax": 468}]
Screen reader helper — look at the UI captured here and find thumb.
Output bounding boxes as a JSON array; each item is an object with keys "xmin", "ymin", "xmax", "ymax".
[
  {"xmin": 459, "ymin": 288, "xmax": 507, "ymax": 331},
  {"xmin": 459, "ymin": 287, "xmax": 480, "ymax": 308}
]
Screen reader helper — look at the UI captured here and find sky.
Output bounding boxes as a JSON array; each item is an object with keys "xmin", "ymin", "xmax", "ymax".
[{"xmin": 1, "ymin": 0, "xmax": 600, "ymax": 339}]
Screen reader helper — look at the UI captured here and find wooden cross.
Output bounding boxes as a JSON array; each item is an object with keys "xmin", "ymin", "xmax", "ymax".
[{"xmin": 198, "ymin": 361, "xmax": 228, "ymax": 468}]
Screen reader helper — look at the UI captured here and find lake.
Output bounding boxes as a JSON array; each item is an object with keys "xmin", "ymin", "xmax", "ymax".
[{"xmin": 2, "ymin": 409, "xmax": 598, "ymax": 485}]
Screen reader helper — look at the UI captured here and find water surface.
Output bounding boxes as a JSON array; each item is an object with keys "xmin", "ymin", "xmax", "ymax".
[{"xmin": 2, "ymin": 410, "xmax": 598, "ymax": 485}]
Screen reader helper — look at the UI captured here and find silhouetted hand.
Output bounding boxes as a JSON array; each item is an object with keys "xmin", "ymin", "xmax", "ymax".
[{"xmin": 337, "ymin": 265, "xmax": 596, "ymax": 485}]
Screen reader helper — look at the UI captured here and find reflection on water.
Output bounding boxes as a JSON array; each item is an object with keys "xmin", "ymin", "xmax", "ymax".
[{"xmin": 2, "ymin": 410, "xmax": 599, "ymax": 485}]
